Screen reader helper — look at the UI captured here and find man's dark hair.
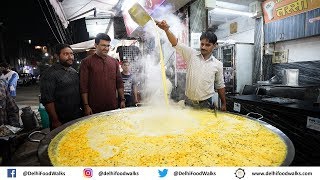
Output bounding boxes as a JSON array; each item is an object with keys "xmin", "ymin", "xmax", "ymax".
[
  {"xmin": 122, "ymin": 60, "xmax": 130, "ymax": 64},
  {"xmin": 200, "ymin": 28, "xmax": 217, "ymax": 44},
  {"xmin": 95, "ymin": 33, "xmax": 111, "ymax": 44},
  {"xmin": 54, "ymin": 43, "xmax": 72, "ymax": 55},
  {"xmin": 0, "ymin": 62, "xmax": 9, "ymax": 68}
]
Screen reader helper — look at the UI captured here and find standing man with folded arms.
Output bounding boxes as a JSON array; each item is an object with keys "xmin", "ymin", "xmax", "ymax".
[
  {"xmin": 156, "ymin": 20, "xmax": 226, "ymax": 111},
  {"xmin": 40, "ymin": 44, "xmax": 83, "ymax": 130},
  {"xmin": 80, "ymin": 33, "xmax": 125, "ymax": 115}
]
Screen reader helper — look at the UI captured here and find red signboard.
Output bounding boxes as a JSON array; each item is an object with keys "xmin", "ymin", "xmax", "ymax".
[
  {"xmin": 176, "ymin": 53, "xmax": 187, "ymax": 72},
  {"xmin": 176, "ymin": 9, "xmax": 189, "ymax": 72},
  {"xmin": 262, "ymin": 0, "xmax": 320, "ymax": 24},
  {"xmin": 142, "ymin": 0, "xmax": 166, "ymax": 13}
]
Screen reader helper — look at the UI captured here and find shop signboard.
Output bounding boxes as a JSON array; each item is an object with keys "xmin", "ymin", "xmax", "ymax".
[
  {"xmin": 262, "ymin": 0, "xmax": 320, "ymax": 23},
  {"xmin": 176, "ymin": 9, "xmax": 189, "ymax": 72}
]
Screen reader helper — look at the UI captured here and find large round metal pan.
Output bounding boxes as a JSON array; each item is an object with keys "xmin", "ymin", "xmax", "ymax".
[{"xmin": 37, "ymin": 107, "xmax": 295, "ymax": 166}]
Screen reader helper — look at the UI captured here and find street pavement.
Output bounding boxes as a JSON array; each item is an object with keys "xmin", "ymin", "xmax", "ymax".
[
  {"xmin": 15, "ymin": 84, "xmax": 40, "ymax": 125},
  {"xmin": 16, "ymin": 84, "xmax": 39, "ymax": 108}
]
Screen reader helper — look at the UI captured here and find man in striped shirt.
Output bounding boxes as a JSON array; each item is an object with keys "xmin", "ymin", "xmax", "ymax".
[{"xmin": 156, "ymin": 20, "xmax": 226, "ymax": 111}]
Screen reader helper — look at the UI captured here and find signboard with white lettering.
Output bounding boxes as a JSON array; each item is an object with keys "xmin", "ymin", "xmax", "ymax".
[
  {"xmin": 233, "ymin": 102, "xmax": 241, "ymax": 112},
  {"xmin": 262, "ymin": 0, "xmax": 320, "ymax": 24},
  {"xmin": 306, "ymin": 116, "xmax": 320, "ymax": 132}
]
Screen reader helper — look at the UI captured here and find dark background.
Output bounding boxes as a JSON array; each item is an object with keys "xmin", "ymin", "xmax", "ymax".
[
  {"xmin": 0, "ymin": 0, "xmax": 58, "ymax": 46},
  {"xmin": 0, "ymin": 0, "xmax": 89, "ymax": 64}
]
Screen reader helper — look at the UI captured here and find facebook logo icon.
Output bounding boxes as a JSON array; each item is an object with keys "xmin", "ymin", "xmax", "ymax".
[{"xmin": 7, "ymin": 169, "xmax": 16, "ymax": 178}]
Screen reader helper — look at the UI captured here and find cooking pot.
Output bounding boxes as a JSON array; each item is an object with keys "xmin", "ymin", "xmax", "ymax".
[{"xmin": 29, "ymin": 107, "xmax": 295, "ymax": 166}]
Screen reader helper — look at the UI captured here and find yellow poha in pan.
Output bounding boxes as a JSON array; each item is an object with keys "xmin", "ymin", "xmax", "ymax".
[{"xmin": 48, "ymin": 108, "xmax": 287, "ymax": 166}]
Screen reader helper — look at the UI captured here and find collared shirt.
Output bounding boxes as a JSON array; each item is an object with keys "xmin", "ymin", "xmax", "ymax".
[
  {"xmin": 80, "ymin": 54, "xmax": 124, "ymax": 113},
  {"xmin": 174, "ymin": 42, "xmax": 225, "ymax": 101},
  {"xmin": 40, "ymin": 63, "xmax": 82, "ymax": 123},
  {"xmin": 0, "ymin": 79, "xmax": 19, "ymax": 126}
]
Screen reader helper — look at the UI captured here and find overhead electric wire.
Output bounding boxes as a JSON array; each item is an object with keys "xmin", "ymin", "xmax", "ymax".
[
  {"xmin": 64, "ymin": 27, "xmax": 73, "ymax": 44},
  {"xmin": 37, "ymin": 0, "xmax": 62, "ymax": 43},
  {"xmin": 44, "ymin": 0, "xmax": 67, "ymax": 43},
  {"xmin": 46, "ymin": 0, "xmax": 74, "ymax": 44},
  {"xmin": 44, "ymin": 0, "xmax": 66, "ymax": 43}
]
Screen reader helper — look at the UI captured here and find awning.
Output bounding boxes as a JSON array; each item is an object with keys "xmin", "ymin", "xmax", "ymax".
[
  {"xmin": 49, "ymin": 0, "xmax": 192, "ymax": 43},
  {"xmin": 70, "ymin": 39, "xmax": 137, "ymax": 52},
  {"xmin": 70, "ymin": 39, "xmax": 95, "ymax": 52},
  {"xmin": 49, "ymin": 0, "xmax": 118, "ymax": 28},
  {"xmin": 50, "ymin": 0, "xmax": 192, "ymax": 29}
]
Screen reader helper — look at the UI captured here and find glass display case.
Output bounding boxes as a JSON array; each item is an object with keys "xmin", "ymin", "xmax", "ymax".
[{"xmin": 214, "ymin": 43, "xmax": 254, "ymax": 94}]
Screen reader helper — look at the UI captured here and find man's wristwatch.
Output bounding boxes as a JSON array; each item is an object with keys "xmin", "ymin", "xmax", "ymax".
[{"xmin": 121, "ymin": 98, "xmax": 126, "ymax": 102}]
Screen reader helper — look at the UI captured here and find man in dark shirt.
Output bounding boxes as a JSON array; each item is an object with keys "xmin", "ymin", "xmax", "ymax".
[
  {"xmin": 80, "ymin": 33, "xmax": 125, "ymax": 115},
  {"xmin": 40, "ymin": 44, "xmax": 83, "ymax": 130}
]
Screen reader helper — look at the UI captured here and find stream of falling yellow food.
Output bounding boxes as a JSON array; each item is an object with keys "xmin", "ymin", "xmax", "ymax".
[{"xmin": 152, "ymin": 19, "xmax": 169, "ymax": 106}]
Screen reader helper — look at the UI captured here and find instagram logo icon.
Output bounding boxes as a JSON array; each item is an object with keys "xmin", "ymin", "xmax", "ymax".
[{"xmin": 83, "ymin": 168, "xmax": 93, "ymax": 178}]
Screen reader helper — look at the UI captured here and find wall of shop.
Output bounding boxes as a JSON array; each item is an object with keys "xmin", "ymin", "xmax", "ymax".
[
  {"xmin": 272, "ymin": 60, "xmax": 320, "ymax": 85},
  {"xmin": 215, "ymin": 16, "xmax": 255, "ymax": 43},
  {"xmin": 262, "ymin": 56, "xmax": 320, "ymax": 86},
  {"xmin": 252, "ymin": 18, "xmax": 264, "ymax": 83},
  {"xmin": 274, "ymin": 36, "xmax": 320, "ymax": 63},
  {"xmin": 262, "ymin": 36, "xmax": 320, "ymax": 85}
]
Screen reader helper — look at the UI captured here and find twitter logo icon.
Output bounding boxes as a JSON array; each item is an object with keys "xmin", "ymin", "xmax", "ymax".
[{"xmin": 158, "ymin": 169, "xmax": 168, "ymax": 178}]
